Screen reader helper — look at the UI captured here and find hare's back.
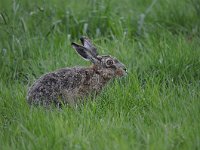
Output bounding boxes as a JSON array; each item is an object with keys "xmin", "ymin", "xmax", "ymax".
[
  {"xmin": 28, "ymin": 67, "xmax": 86, "ymax": 98},
  {"xmin": 56, "ymin": 67, "xmax": 84, "ymax": 89}
]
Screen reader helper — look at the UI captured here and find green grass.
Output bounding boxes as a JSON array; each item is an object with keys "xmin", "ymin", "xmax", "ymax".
[{"xmin": 0, "ymin": 0, "xmax": 200, "ymax": 149}]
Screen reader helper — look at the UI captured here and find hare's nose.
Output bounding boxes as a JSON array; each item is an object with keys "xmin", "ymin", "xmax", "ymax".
[{"xmin": 123, "ymin": 67, "xmax": 128, "ymax": 73}]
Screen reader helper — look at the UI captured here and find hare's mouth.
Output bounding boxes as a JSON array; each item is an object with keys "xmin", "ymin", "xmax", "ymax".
[{"xmin": 115, "ymin": 68, "xmax": 127, "ymax": 77}]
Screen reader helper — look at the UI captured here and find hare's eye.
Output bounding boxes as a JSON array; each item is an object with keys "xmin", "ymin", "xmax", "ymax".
[{"xmin": 106, "ymin": 60, "xmax": 113, "ymax": 66}]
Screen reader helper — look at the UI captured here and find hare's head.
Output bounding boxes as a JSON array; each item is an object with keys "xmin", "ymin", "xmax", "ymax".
[{"xmin": 72, "ymin": 37, "xmax": 127, "ymax": 79}]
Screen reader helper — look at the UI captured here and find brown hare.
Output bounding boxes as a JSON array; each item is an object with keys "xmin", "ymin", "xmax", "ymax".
[{"xmin": 27, "ymin": 37, "xmax": 127, "ymax": 107}]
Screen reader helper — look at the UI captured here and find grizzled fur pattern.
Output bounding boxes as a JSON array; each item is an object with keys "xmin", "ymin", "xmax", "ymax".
[{"xmin": 27, "ymin": 37, "xmax": 127, "ymax": 106}]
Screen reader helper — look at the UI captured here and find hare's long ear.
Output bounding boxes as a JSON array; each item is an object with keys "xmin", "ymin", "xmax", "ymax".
[
  {"xmin": 71, "ymin": 42, "xmax": 100, "ymax": 64},
  {"xmin": 71, "ymin": 43, "xmax": 89, "ymax": 60},
  {"xmin": 80, "ymin": 37, "xmax": 98, "ymax": 57}
]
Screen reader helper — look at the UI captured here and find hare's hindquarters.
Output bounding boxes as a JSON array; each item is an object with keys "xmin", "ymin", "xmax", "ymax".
[
  {"xmin": 27, "ymin": 67, "xmax": 89, "ymax": 106},
  {"xmin": 27, "ymin": 72, "xmax": 61, "ymax": 106}
]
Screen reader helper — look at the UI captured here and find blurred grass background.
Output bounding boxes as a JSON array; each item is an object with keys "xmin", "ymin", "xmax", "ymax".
[{"xmin": 0, "ymin": 0, "xmax": 200, "ymax": 149}]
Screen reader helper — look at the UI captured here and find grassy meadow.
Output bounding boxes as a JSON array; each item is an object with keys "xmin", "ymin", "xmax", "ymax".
[{"xmin": 0, "ymin": 0, "xmax": 200, "ymax": 149}]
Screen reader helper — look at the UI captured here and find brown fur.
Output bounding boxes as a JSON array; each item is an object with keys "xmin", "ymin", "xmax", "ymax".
[{"xmin": 27, "ymin": 37, "xmax": 127, "ymax": 107}]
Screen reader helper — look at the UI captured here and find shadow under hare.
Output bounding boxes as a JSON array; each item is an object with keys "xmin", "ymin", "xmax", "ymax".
[{"xmin": 27, "ymin": 37, "xmax": 127, "ymax": 107}]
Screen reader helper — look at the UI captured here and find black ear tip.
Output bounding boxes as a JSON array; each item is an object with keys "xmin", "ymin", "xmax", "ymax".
[
  {"xmin": 71, "ymin": 42, "xmax": 76, "ymax": 46},
  {"xmin": 71, "ymin": 42, "xmax": 78, "ymax": 48},
  {"xmin": 80, "ymin": 36, "xmax": 85, "ymax": 44},
  {"xmin": 80, "ymin": 36, "xmax": 84, "ymax": 41}
]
